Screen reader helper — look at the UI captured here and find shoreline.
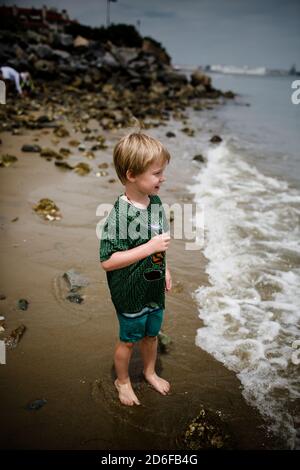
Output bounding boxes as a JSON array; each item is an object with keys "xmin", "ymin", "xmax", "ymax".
[{"xmin": 0, "ymin": 110, "xmax": 280, "ymax": 449}]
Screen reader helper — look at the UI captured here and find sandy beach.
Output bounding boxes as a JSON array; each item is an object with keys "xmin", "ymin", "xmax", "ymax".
[{"xmin": 0, "ymin": 109, "xmax": 280, "ymax": 450}]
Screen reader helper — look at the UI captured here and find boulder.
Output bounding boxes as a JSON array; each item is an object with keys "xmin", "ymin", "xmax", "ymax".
[
  {"xmin": 73, "ymin": 35, "xmax": 90, "ymax": 48},
  {"xmin": 190, "ymin": 70, "xmax": 212, "ymax": 88}
]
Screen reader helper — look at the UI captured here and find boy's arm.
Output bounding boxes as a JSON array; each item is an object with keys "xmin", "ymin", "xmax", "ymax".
[
  {"xmin": 165, "ymin": 261, "xmax": 172, "ymax": 292},
  {"xmin": 101, "ymin": 234, "xmax": 170, "ymax": 272}
]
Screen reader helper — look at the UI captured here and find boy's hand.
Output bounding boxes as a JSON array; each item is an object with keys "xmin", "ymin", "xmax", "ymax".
[
  {"xmin": 147, "ymin": 232, "xmax": 170, "ymax": 255},
  {"xmin": 165, "ymin": 267, "xmax": 172, "ymax": 292}
]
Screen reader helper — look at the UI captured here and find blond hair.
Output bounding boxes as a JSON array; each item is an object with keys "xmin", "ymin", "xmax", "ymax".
[{"xmin": 113, "ymin": 131, "xmax": 171, "ymax": 185}]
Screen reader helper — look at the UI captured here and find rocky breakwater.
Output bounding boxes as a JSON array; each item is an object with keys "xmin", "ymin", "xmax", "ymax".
[{"xmin": 0, "ymin": 20, "xmax": 235, "ymax": 132}]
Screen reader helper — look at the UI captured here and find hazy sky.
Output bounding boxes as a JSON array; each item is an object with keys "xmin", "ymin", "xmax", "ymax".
[{"xmin": 3, "ymin": 0, "xmax": 300, "ymax": 69}]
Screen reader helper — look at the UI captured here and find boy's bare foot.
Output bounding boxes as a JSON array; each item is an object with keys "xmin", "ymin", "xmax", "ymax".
[
  {"xmin": 114, "ymin": 379, "xmax": 141, "ymax": 406},
  {"xmin": 143, "ymin": 372, "xmax": 170, "ymax": 395}
]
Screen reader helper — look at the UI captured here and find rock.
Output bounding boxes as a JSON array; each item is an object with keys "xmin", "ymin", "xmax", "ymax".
[
  {"xmin": 34, "ymin": 59, "xmax": 55, "ymax": 76},
  {"xmin": 193, "ymin": 154, "xmax": 205, "ymax": 163},
  {"xmin": 158, "ymin": 69, "xmax": 188, "ymax": 86},
  {"xmin": 51, "ymin": 32, "xmax": 73, "ymax": 48},
  {"xmin": 53, "ymin": 127, "xmax": 70, "ymax": 138},
  {"xmin": 142, "ymin": 38, "xmax": 171, "ymax": 65},
  {"xmin": 66, "ymin": 293, "xmax": 84, "ymax": 304},
  {"xmin": 0, "ymin": 294, "xmax": 6, "ymax": 300},
  {"xmin": 63, "ymin": 269, "xmax": 89, "ymax": 292},
  {"xmin": 181, "ymin": 407, "xmax": 235, "ymax": 450},
  {"xmin": 33, "ymin": 198, "xmax": 62, "ymax": 221},
  {"xmin": 40, "ymin": 147, "xmax": 61, "ymax": 158},
  {"xmin": 18, "ymin": 299, "xmax": 29, "ymax": 311},
  {"xmin": 21, "ymin": 144, "xmax": 41, "ymax": 153},
  {"xmin": 5, "ymin": 324, "xmax": 26, "ymax": 350},
  {"xmin": 0, "ymin": 154, "xmax": 18, "ymax": 167},
  {"xmin": 59, "ymin": 148, "xmax": 71, "ymax": 157},
  {"xmin": 54, "ymin": 161, "xmax": 73, "ymax": 170},
  {"xmin": 223, "ymin": 90, "xmax": 235, "ymax": 99},
  {"xmin": 181, "ymin": 127, "xmax": 195, "ymax": 137},
  {"xmin": 52, "ymin": 49, "xmax": 71, "ymax": 61},
  {"xmin": 190, "ymin": 70, "xmax": 212, "ymax": 88},
  {"xmin": 36, "ymin": 115, "xmax": 54, "ymax": 124},
  {"xmin": 98, "ymin": 162, "xmax": 109, "ymax": 169},
  {"xmin": 83, "ymin": 150, "xmax": 95, "ymax": 159},
  {"xmin": 29, "ymin": 44, "xmax": 54, "ymax": 60},
  {"xmin": 26, "ymin": 399, "xmax": 47, "ymax": 411},
  {"xmin": 74, "ymin": 35, "xmax": 90, "ymax": 48},
  {"xmin": 102, "ymin": 51, "xmax": 120, "ymax": 68},
  {"xmin": 166, "ymin": 131, "xmax": 176, "ymax": 138},
  {"xmin": 78, "ymin": 143, "xmax": 86, "ymax": 151},
  {"xmin": 68, "ymin": 139, "xmax": 81, "ymax": 147},
  {"xmin": 210, "ymin": 135, "xmax": 222, "ymax": 143},
  {"xmin": 73, "ymin": 162, "xmax": 91, "ymax": 176}
]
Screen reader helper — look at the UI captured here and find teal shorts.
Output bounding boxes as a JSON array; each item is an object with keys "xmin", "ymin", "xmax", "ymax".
[{"xmin": 117, "ymin": 306, "xmax": 164, "ymax": 343}]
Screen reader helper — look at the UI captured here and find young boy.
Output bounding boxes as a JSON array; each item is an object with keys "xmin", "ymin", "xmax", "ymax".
[{"xmin": 99, "ymin": 131, "xmax": 172, "ymax": 407}]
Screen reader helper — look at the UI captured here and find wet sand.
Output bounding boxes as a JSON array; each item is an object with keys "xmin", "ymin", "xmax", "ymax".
[{"xmin": 0, "ymin": 116, "xmax": 278, "ymax": 450}]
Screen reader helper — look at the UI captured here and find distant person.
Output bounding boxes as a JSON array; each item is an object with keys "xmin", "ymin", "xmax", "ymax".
[
  {"xmin": 0, "ymin": 66, "xmax": 33, "ymax": 96},
  {"xmin": 99, "ymin": 128, "xmax": 172, "ymax": 406}
]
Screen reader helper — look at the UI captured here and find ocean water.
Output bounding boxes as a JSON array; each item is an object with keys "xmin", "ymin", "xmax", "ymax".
[{"xmin": 188, "ymin": 74, "xmax": 300, "ymax": 448}]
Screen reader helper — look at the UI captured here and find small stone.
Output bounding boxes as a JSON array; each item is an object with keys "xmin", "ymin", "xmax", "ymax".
[
  {"xmin": 193, "ymin": 154, "xmax": 205, "ymax": 163},
  {"xmin": 63, "ymin": 269, "xmax": 89, "ymax": 292},
  {"xmin": 33, "ymin": 198, "xmax": 62, "ymax": 221},
  {"xmin": 21, "ymin": 144, "xmax": 41, "ymax": 153},
  {"xmin": 26, "ymin": 399, "xmax": 47, "ymax": 411},
  {"xmin": 54, "ymin": 127, "xmax": 70, "ymax": 138},
  {"xmin": 73, "ymin": 163, "xmax": 91, "ymax": 176},
  {"xmin": 40, "ymin": 147, "xmax": 61, "ymax": 158},
  {"xmin": 210, "ymin": 135, "xmax": 222, "ymax": 143},
  {"xmin": 18, "ymin": 299, "xmax": 29, "ymax": 311},
  {"xmin": 66, "ymin": 293, "xmax": 84, "ymax": 304},
  {"xmin": 0, "ymin": 154, "xmax": 18, "ymax": 167},
  {"xmin": 78, "ymin": 143, "xmax": 86, "ymax": 151},
  {"xmin": 59, "ymin": 148, "xmax": 71, "ymax": 157},
  {"xmin": 181, "ymin": 127, "xmax": 195, "ymax": 137},
  {"xmin": 55, "ymin": 161, "xmax": 74, "ymax": 170},
  {"xmin": 5, "ymin": 324, "xmax": 26, "ymax": 349}
]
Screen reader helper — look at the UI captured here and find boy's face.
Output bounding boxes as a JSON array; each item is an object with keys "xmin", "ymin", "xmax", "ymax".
[{"xmin": 128, "ymin": 161, "xmax": 167, "ymax": 195}]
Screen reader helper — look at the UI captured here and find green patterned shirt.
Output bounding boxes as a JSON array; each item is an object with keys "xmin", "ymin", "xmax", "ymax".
[{"xmin": 99, "ymin": 194, "xmax": 169, "ymax": 315}]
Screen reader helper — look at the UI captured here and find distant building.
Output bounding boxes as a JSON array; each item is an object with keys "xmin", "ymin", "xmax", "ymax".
[{"xmin": 0, "ymin": 5, "xmax": 77, "ymax": 31}]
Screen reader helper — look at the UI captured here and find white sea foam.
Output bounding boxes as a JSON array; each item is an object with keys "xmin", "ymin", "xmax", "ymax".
[{"xmin": 189, "ymin": 140, "xmax": 300, "ymax": 449}]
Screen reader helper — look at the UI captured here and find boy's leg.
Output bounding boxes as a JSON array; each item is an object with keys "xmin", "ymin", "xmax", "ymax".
[
  {"xmin": 114, "ymin": 341, "xmax": 140, "ymax": 406},
  {"xmin": 140, "ymin": 307, "xmax": 170, "ymax": 395},
  {"xmin": 140, "ymin": 336, "xmax": 170, "ymax": 395}
]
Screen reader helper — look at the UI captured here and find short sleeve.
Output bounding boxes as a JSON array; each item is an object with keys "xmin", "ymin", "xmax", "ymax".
[
  {"xmin": 100, "ymin": 222, "xmax": 118, "ymax": 262},
  {"xmin": 99, "ymin": 201, "xmax": 130, "ymax": 262}
]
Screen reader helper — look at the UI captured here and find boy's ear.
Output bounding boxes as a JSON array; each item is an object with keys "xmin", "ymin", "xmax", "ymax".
[{"xmin": 126, "ymin": 169, "xmax": 136, "ymax": 182}]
